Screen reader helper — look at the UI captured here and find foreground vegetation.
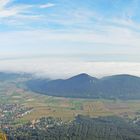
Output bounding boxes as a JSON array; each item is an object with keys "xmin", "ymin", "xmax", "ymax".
[{"xmin": 3, "ymin": 115, "xmax": 140, "ymax": 140}]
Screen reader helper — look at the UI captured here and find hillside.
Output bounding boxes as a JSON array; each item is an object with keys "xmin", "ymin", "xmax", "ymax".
[{"xmin": 27, "ymin": 73, "xmax": 140, "ymax": 99}]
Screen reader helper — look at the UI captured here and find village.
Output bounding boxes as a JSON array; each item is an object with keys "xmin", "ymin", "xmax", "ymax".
[{"xmin": 0, "ymin": 103, "xmax": 33, "ymax": 128}]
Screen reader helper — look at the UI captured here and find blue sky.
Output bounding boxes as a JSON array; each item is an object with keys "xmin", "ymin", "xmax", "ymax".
[
  {"xmin": 0, "ymin": 0, "xmax": 140, "ymax": 77},
  {"xmin": 0, "ymin": 0, "xmax": 140, "ymax": 60}
]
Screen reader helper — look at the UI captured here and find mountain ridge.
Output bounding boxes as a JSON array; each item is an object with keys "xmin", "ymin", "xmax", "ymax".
[{"xmin": 26, "ymin": 73, "xmax": 140, "ymax": 99}]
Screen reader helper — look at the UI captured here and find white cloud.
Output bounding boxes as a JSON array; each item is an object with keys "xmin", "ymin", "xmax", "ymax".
[
  {"xmin": 0, "ymin": 27, "xmax": 140, "ymax": 60},
  {"xmin": 0, "ymin": 0, "xmax": 14, "ymax": 17},
  {"xmin": 1, "ymin": 27, "xmax": 140, "ymax": 47},
  {"xmin": 0, "ymin": 0, "xmax": 32, "ymax": 18},
  {"xmin": 39, "ymin": 3, "xmax": 55, "ymax": 9},
  {"xmin": 0, "ymin": 58, "xmax": 140, "ymax": 79},
  {"xmin": 0, "ymin": 0, "xmax": 10, "ymax": 9},
  {"xmin": 0, "ymin": 0, "xmax": 55, "ymax": 27}
]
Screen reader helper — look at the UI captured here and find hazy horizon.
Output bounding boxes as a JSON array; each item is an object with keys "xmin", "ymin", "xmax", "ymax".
[{"xmin": 0, "ymin": 56, "xmax": 140, "ymax": 79}]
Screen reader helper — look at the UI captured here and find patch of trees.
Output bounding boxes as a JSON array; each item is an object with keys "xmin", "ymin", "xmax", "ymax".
[{"xmin": 3, "ymin": 115, "xmax": 140, "ymax": 140}]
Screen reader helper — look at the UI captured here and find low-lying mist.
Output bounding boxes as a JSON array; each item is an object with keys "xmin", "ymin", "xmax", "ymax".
[{"xmin": 0, "ymin": 57, "xmax": 140, "ymax": 79}]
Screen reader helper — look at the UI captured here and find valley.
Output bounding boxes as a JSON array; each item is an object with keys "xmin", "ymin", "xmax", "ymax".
[
  {"xmin": 0, "ymin": 73, "xmax": 140, "ymax": 123},
  {"xmin": 1, "ymin": 73, "xmax": 140, "ymax": 139}
]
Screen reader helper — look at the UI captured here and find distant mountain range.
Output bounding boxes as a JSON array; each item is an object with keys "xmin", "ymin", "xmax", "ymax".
[
  {"xmin": 27, "ymin": 73, "xmax": 140, "ymax": 100},
  {"xmin": 0, "ymin": 72, "xmax": 32, "ymax": 81}
]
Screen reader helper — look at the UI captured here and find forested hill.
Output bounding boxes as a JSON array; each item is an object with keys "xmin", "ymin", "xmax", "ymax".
[{"xmin": 27, "ymin": 73, "xmax": 140, "ymax": 99}]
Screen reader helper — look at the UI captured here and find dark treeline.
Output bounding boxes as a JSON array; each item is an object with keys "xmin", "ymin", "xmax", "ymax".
[{"xmin": 3, "ymin": 115, "xmax": 140, "ymax": 140}]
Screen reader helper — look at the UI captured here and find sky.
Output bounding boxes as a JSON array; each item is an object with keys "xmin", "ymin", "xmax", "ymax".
[{"xmin": 0, "ymin": 0, "xmax": 140, "ymax": 78}]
